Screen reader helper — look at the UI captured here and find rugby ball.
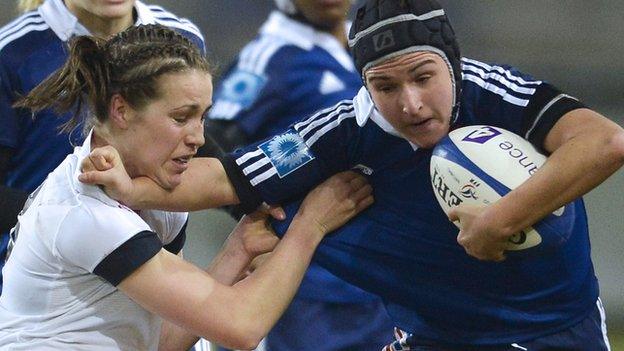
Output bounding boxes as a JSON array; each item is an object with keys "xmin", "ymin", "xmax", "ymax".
[{"xmin": 430, "ymin": 125, "xmax": 575, "ymax": 251}]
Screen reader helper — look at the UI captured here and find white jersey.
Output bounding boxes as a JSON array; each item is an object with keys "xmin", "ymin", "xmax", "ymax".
[{"xmin": 0, "ymin": 132, "xmax": 188, "ymax": 350}]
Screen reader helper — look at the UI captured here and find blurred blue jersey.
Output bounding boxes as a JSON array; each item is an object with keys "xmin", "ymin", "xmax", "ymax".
[
  {"xmin": 209, "ymin": 11, "xmax": 381, "ymax": 305},
  {"xmin": 209, "ymin": 11, "xmax": 361, "ymax": 139},
  {"xmin": 228, "ymin": 58, "xmax": 597, "ymax": 345},
  {"xmin": 0, "ymin": 0, "xmax": 205, "ymax": 193}
]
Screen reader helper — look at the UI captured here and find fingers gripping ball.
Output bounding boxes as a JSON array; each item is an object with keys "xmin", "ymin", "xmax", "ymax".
[{"xmin": 430, "ymin": 125, "xmax": 577, "ymax": 252}]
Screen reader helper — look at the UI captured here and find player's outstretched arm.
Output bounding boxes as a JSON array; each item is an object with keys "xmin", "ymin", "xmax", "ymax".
[
  {"xmin": 451, "ymin": 108, "xmax": 624, "ymax": 261},
  {"xmin": 79, "ymin": 145, "xmax": 240, "ymax": 211},
  {"xmin": 119, "ymin": 171, "xmax": 373, "ymax": 350}
]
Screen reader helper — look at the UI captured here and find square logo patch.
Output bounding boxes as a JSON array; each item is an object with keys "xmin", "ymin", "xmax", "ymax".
[{"xmin": 258, "ymin": 129, "xmax": 315, "ymax": 178}]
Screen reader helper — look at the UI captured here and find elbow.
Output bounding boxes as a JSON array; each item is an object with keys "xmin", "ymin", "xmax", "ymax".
[
  {"xmin": 218, "ymin": 327, "xmax": 264, "ymax": 351},
  {"xmin": 215, "ymin": 310, "xmax": 267, "ymax": 350},
  {"xmin": 606, "ymin": 128, "xmax": 624, "ymax": 167},
  {"xmin": 233, "ymin": 335, "xmax": 263, "ymax": 351}
]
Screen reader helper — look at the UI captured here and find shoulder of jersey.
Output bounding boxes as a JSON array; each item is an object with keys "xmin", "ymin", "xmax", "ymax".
[
  {"xmin": 145, "ymin": 4, "xmax": 205, "ymax": 42},
  {"xmin": 0, "ymin": 11, "xmax": 50, "ymax": 53},
  {"xmin": 460, "ymin": 57, "xmax": 543, "ymax": 107},
  {"xmin": 208, "ymin": 35, "xmax": 294, "ymax": 119},
  {"xmin": 235, "ymin": 34, "xmax": 296, "ymax": 75}
]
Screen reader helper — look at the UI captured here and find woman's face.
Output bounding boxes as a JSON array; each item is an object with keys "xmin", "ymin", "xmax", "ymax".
[
  {"xmin": 64, "ymin": 0, "xmax": 135, "ymax": 19},
  {"xmin": 119, "ymin": 70, "xmax": 212, "ymax": 190},
  {"xmin": 365, "ymin": 51, "xmax": 454, "ymax": 149}
]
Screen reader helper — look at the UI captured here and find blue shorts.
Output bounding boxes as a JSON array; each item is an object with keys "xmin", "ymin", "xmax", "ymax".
[
  {"xmin": 384, "ymin": 299, "xmax": 611, "ymax": 351},
  {"xmin": 265, "ymin": 296, "xmax": 394, "ymax": 351},
  {"xmin": 215, "ymin": 295, "xmax": 394, "ymax": 351}
]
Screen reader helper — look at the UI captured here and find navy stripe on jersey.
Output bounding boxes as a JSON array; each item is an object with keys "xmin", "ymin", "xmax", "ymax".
[
  {"xmin": 0, "ymin": 13, "xmax": 48, "ymax": 51},
  {"xmin": 461, "ymin": 58, "xmax": 542, "ymax": 107},
  {"xmin": 93, "ymin": 230, "xmax": 161, "ymax": 286},
  {"xmin": 147, "ymin": 5, "xmax": 204, "ymax": 41},
  {"xmin": 235, "ymin": 100, "xmax": 355, "ymax": 186},
  {"xmin": 0, "ymin": 11, "xmax": 41, "ymax": 39}
]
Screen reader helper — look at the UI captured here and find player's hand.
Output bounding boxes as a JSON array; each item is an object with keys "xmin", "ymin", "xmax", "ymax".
[
  {"xmin": 78, "ymin": 145, "xmax": 134, "ymax": 205},
  {"xmin": 448, "ymin": 204, "xmax": 508, "ymax": 262},
  {"xmin": 295, "ymin": 171, "xmax": 373, "ymax": 239},
  {"xmin": 258, "ymin": 202, "xmax": 286, "ymax": 221},
  {"xmin": 230, "ymin": 210, "xmax": 280, "ymax": 260},
  {"xmin": 240, "ymin": 252, "xmax": 272, "ymax": 280}
]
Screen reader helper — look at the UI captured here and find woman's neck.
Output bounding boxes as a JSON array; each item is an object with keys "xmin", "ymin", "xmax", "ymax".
[{"xmin": 65, "ymin": 2, "xmax": 134, "ymax": 38}]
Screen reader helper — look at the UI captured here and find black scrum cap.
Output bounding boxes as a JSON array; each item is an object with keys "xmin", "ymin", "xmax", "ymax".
[{"xmin": 349, "ymin": 0, "xmax": 462, "ymax": 116}]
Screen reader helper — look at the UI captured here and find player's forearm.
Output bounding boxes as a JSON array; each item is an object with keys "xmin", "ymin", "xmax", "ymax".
[
  {"xmin": 484, "ymin": 115, "xmax": 624, "ymax": 236},
  {"xmin": 224, "ymin": 217, "xmax": 323, "ymax": 344},
  {"xmin": 128, "ymin": 158, "xmax": 240, "ymax": 211},
  {"xmin": 204, "ymin": 232, "xmax": 254, "ymax": 286}
]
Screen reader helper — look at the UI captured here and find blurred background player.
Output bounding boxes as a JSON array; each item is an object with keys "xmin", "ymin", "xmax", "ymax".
[
  {"xmin": 0, "ymin": 0, "xmax": 205, "ymax": 290},
  {"xmin": 204, "ymin": 0, "xmax": 393, "ymax": 350},
  {"xmin": 79, "ymin": 0, "xmax": 624, "ymax": 349}
]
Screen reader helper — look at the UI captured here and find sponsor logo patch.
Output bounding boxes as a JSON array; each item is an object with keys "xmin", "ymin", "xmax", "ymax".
[{"xmin": 259, "ymin": 129, "xmax": 315, "ymax": 178}]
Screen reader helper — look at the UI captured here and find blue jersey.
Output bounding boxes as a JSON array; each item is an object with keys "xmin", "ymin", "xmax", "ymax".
[
  {"xmin": 209, "ymin": 11, "xmax": 377, "ymax": 304},
  {"xmin": 209, "ymin": 11, "xmax": 361, "ymax": 139},
  {"xmin": 0, "ymin": 0, "xmax": 205, "ymax": 193},
  {"xmin": 227, "ymin": 58, "xmax": 596, "ymax": 345}
]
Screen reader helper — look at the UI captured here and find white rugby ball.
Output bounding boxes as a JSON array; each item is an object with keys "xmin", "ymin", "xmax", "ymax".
[{"xmin": 430, "ymin": 125, "xmax": 575, "ymax": 251}]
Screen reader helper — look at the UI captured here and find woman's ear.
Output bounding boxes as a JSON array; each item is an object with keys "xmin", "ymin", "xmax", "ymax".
[{"xmin": 109, "ymin": 94, "xmax": 131, "ymax": 129}]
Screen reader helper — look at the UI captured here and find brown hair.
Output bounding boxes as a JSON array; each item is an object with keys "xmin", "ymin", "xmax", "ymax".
[
  {"xmin": 17, "ymin": 0, "xmax": 44, "ymax": 13},
  {"xmin": 15, "ymin": 24, "xmax": 211, "ymax": 132}
]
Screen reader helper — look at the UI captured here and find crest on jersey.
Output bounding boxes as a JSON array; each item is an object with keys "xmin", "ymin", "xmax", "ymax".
[
  {"xmin": 220, "ymin": 69, "xmax": 267, "ymax": 109},
  {"xmin": 462, "ymin": 126, "xmax": 502, "ymax": 144},
  {"xmin": 259, "ymin": 129, "xmax": 315, "ymax": 178}
]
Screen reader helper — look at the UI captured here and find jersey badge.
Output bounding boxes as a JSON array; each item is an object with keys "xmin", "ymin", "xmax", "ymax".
[
  {"xmin": 219, "ymin": 69, "xmax": 267, "ymax": 109},
  {"xmin": 258, "ymin": 129, "xmax": 315, "ymax": 178}
]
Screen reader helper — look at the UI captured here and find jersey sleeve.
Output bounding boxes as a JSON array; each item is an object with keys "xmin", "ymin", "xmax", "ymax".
[
  {"xmin": 208, "ymin": 37, "xmax": 289, "ymax": 137},
  {"xmin": 53, "ymin": 198, "xmax": 155, "ymax": 274},
  {"xmin": 93, "ymin": 230, "xmax": 162, "ymax": 286},
  {"xmin": 0, "ymin": 56, "xmax": 19, "ymax": 149},
  {"xmin": 460, "ymin": 58, "xmax": 586, "ymax": 152},
  {"xmin": 222, "ymin": 100, "xmax": 362, "ymax": 207},
  {"xmin": 163, "ymin": 220, "xmax": 187, "ymax": 255},
  {"xmin": 139, "ymin": 209, "xmax": 188, "ymax": 248}
]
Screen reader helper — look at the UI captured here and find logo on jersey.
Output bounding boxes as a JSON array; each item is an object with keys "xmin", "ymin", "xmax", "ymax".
[
  {"xmin": 220, "ymin": 69, "xmax": 267, "ymax": 109},
  {"xmin": 372, "ymin": 30, "xmax": 395, "ymax": 52},
  {"xmin": 462, "ymin": 126, "xmax": 502, "ymax": 144},
  {"xmin": 259, "ymin": 129, "xmax": 315, "ymax": 178}
]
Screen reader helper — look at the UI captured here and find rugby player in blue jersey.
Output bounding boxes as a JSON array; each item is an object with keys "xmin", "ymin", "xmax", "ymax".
[
  {"xmin": 81, "ymin": 0, "xmax": 624, "ymax": 349},
  {"xmin": 0, "ymin": 0, "xmax": 206, "ymax": 290},
  {"xmin": 204, "ymin": 0, "xmax": 392, "ymax": 349}
]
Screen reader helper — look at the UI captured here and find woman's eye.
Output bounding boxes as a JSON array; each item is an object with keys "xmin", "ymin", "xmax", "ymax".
[{"xmin": 416, "ymin": 75, "xmax": 431, "ymax": 83}]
